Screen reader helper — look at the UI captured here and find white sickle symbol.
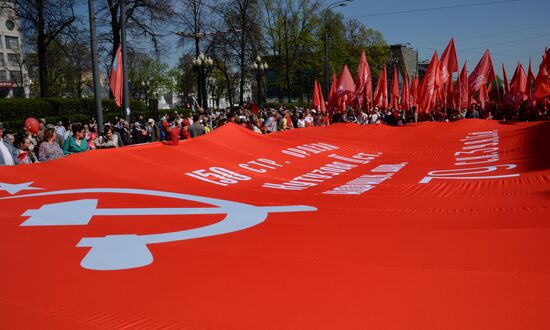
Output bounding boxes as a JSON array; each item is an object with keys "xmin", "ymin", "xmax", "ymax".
[{"xmin": 7, "ymin": 188, "xmax": 316, "ymax": 271}]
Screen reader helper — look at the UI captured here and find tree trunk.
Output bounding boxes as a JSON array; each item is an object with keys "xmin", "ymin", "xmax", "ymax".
[
  {"xmin": 109, "ymin": 1, "xmax": 120, "ymax": 99},
  {"xmin": 283, "ymin": 17, "xmax": 290, "ymax": 103},
  {"xmin": 37, "ymin": 0, "xmax": 48, "ymax": 97},
  {"xmin": 109, "ymin": 2, "xmax": 120, "ymax": 59},
  {"xmin": 222, "ymin": 68, "xmax": 233, "ymax": 107},
  {"xmin": 239, "ymin": 32, "xmax": 246, "ymax": 105}
]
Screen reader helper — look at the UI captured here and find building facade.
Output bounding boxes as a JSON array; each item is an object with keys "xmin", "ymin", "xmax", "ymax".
[
  {"xmin": 389, "ymin": 44, "xmax": 419, "ymax": 87},
  {"xmin": 0, "ymin": 4, "xmax": 30, "ymax": 98}
]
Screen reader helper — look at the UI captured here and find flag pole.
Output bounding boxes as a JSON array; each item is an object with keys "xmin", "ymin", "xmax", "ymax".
[{"xmin": 87, "ymin": 0, "xmax": 103, "ymax": 132}]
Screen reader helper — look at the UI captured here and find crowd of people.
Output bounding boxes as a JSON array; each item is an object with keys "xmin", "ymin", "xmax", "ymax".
[{"xmin": 1, "ymin": 100, "xmax": 548, "ymax": 166}]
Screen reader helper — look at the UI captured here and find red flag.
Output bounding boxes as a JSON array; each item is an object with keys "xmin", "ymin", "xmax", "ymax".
[
  {"xmin": 534, "ymin": 63, "xmax": 550, "ymax": 100},
  {"xmin": 410, "ymin": 74, "xmax": 419, "ymax": 108},
  {"xmin": 390, "ymin": 64, "xmax": 400, "ymax": 109},
  {"xmin": 454, "ymin": 62, "xmax": 469, "ymax": 110},
  {"xmin": 401, "ymin": 71, "xmax": 410, "ymax": 111},
  {"xmin": 526, "ymin": 59, "xmax": 536, "ymax": 100},
  {"xmin": 109, "ymin": 47, "xmax": 123, "ymax": 107},
  {"xmin": 318, "ymin": 80, "xmax": 327, "ymax": 113},
  {"xmin": 419, "ymin": 51, "xmax": 441, "ymax": 113},
  {"xmin": 354, "ymin": 50, "xmax": 373, "ymax": 110},
  {"xmin": 328, "ymin": 72, "xmax": 338, "ymax": 113},
  {"xmin": 445, "ymin": 75, "xmax": 454, "ymax": 109},
  {"xmin": 502, "ymin": 64, "xmax": 510, "ymax": 94},
  {"xmin": 501, "ymin": 64, "xmax": 514, "ymax": 106},
  {"xmin": 439, "ymin": 38, "xmax": 459, "ymax": 85},
  {"xmin": 312, "ymin": 79, "xmax": 321, "ymax": 111},
  {"xmin": 510, "ymin": 63, "xmax": 527, "ymax": 106},
  {"xmin": 478, "ymin": 82, "xmax": 489, "ymax": 110},
  {"xmin": 373, "ymin": 64, "xmax": 388, "ymax": 109},
  {"xmin": 336, "ymin": 64, "xmax": 356, "ymax": 97},
  {"xmin": 468, "ymin": 50, "xmax": 495, "ymax": 94},
  {"xmin": 534, "ymin": 49, "xmax": 550, "ymax": 101},
  {"xmin": 336, "ymin": 64, "xmax": 355, "ymax": 112},
  {"xmin": 543, "ymin": 48, "xmax": 550, "ymax": 70}
]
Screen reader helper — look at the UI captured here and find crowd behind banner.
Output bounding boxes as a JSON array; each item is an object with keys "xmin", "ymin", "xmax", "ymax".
[{"xmin": 1, "ymin": 39, "xmax": 549, "ymax": 166}]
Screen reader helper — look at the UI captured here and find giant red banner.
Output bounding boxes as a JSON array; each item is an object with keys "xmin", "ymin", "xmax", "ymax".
[{"xmin": 1, "ymin": 120, "xmax": 549, "ymax": 329}]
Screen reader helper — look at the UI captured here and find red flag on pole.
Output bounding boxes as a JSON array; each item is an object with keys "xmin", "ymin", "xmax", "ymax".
[
  {"xmin": 401, "ymin": 71, "xmax": 410, "ymax": 111},
  {"xmin": 455, "ymin": 62, "xmax": 469, "ymax": 110},
  {"xmin": 336, "ymin": 64, "xmax": 356, "ymax": 97},
  {"xmin": 479, "ymin": 82, "xmax": 489, "ymax": 110},
  {"xmin": 501, "ymin": 64, "xmax": 513, "ymax": 106},
  {"xmin": 439, "ymin": 38, "xmax": 459, "ymax": 85},
  {"xmin": 526, "ymin": 59, "xmax": 536, "ymax": 100},
  {"xmin": 510, "ymin": 63, "xmax": 527, "ymax": 107},
  {"xmin": 534, "ymin": 65, "xmax": 550, "ymax": 100},
  {"xmin": 543, "ymin": 48, "xmax": 550, "ymax": 70},
  {"xmin": 410, "ymin": 74, "xmax": 419, "ymax": 108},
  {"xmin": 390, "ymin": 64, "xmax": 400, "ymax": 109},
  {"xmin": 502, "ymin": 64, "xmax": 510, "ymax": 94},
  {"xmin": 336, "ymin": 64, "xmax": 356, "ymax": 112},
  {"xmin": 328, "ymin": 72, "xmax": 338, "ymax": 113},
  {"xmin": 109, "ymin": 47, "xmax": 123, "ymax": 107},
  {"xmin": 355, "ymin": 50, "xmax": 373, "ymax": 110},
  {"xmin": 373, "ymin": 64, "xmax": 388, "ymax": 109},
  {"xmin": 312, "ymin": 79, "xmax": 321, "ymax": 111},
  {"xmin": 534, "ymin": 51, "xmax": 550, "ymax": 101},
  {"xmin": 468, "ymin": 49, "xmax": 495, "ymax": 94},
  {"xmin": 318, "ymin": 80, "xmax": 327, "ymax": 113},
  {"xmin": 419, "ymin": 51, "xmax": 441, "ymax": 113}
]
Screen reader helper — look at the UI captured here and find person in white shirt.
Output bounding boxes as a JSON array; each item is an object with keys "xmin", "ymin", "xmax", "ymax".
[
  {"xmin": 0, "ymin": 123, "xmax": 19, "ymax": 166},
  {"xmin": 304, "ymin": 109, "xmax": 315, "ymax": 127}
]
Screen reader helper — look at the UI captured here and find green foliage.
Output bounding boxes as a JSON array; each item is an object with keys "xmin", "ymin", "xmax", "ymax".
[
  {"xmin": 128, "ymin": 54, "xmax": 176, "ymax": 100},
  {"xmin": 260, "ymin": 2, "xmax": 390, "ymax": 102},
  {"xmin": 0, "ymin": 98, "xmax": 147, "ymax": 133}
]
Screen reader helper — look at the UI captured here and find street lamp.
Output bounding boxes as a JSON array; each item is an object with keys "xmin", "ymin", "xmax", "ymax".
[
  {"xmin": 141, "ymin": 77, "xmax": 152, "ymax": 117},
  {"xmin": 324, "ymin": 0, "xmax": 353, "ymax": 98},
  {"xmin": 141, "ymin": 78, "xmax": 150, "ymax": 107},
  {"xmin": 251, "ymin": 56, "xmax": 268, "ymax": 107},
  {"xmin": 192, "ymin": 53, "xmax": 213, "ymax": 111}
]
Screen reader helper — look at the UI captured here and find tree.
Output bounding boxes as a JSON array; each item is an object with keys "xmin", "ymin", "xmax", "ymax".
[
  {"xmin": 260, "ymin": 0, "xmax": 321, "ymax": 102},
  {"xmin": 174, "ymin": 0, "xmax": 211, "ymax": 107},
  {"xmin": 127, "ymin": 53, "xmax": 175, "ymax": 102},
  {"xmin": 4, "ymin": 0, "xmax": 77, "ymax": 97},
  {"xmin": 172, "ymin": 54, "xmax": 198, "ymax": 99},
  {"xmin": 99, "ymin": 0, "xmax": 175, "ymax": 59},
  {"xmin": 209, "ymin": 33, "xmax": 237, "ymax": 106},
  {"xmin": 215, "ymin": 0, "xmax": 262, "ymax": 104}
]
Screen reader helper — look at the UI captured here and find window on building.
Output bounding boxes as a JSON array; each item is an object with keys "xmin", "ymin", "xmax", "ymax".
[
  {"xmin": 5, "ymin": 36, "xmax": 19, "ymax": 49},
  {"xmin": 10, "ymin": 70, "xmax": 22, "ymax": 84},
  {"xmin": 5, "ymin": 20, "xmax": 15, "ymax": 31},
  {"xmin": 0, "ymin": 53, "xmax": 4, "ymax": 67},
  {"xmin": 0, "ymin": 70, "xmax": 7, "ymax": 81},
  {"xmin": 7, "ymin": 53, "xmax": 20, "ymax": 67}
]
